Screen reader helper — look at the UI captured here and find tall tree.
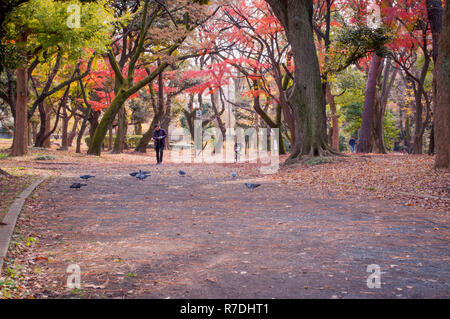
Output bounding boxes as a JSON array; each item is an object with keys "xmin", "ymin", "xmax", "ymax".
[
  {"xmin": 435, "ymin": 2, "xmax": 449, "ymax": 169},
  {"xmin": 426, "ymin": 0, "xmax": 444, "ymax": 155},
  {"xmin": 357, "ymin": 53, "xmax": 383, "ymax": 153},
  {"xmin": 266, "ymin": 0, "xmax": 331, "ymax": 160}
]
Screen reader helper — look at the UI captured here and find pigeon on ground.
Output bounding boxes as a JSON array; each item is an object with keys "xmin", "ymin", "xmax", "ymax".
[
  {"xmin": 231, "ymin": 170, "xmax": 237, "ymax": 178},
  {"xmin": 178, "ymin": 170, "xmax": 186, "ymax": 176},
  {"xmin": 244, "ymin": 183, "xmax": 261, "ymax": 190},
  {"xmin": 134, "ymin": 169, "xmax": 150, "ymax": 180},
  {"xmin": 130, "ymin": 170, "xmax": 150, "ymax": 177},
  {"xmin": 70, "ymin": 183, "xmax": 87, "ymax": 189},
  {"xmin": 136, "ymin": 174, "xmax": 150, "ymax": 180},
  {"xmin": 80, "ymin": 175, "xmax": 95, "ymax": 180}
]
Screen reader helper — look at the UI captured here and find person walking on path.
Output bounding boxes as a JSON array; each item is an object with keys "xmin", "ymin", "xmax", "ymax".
[
  {"xmin": 152, "ymin": 124, "xmax": 167, "ymax": 164},
  {"xmin": 349, "ymin": 137, "xmax": 357, "ymax": 153}
]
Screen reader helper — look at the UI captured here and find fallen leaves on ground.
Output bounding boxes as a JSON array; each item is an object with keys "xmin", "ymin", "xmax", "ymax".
[{"xmin": 271, "ymin": 153, "xmax": 449, "ymax": 212}]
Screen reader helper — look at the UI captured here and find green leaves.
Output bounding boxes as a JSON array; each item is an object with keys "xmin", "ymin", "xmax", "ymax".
[
  {"xmin": 4, "ymin": 0, "xmax": 114, "ymax": 62},
  {"xmin": 328, "ymin": 26, "xmax": 393, "ymax": 72}
]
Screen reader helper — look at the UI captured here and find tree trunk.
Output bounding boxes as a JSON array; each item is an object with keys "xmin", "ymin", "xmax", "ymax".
[
  {"xmin": 61, "ymin": 99, "xmax": 69, "ymax": 149},
  {"xmin": 267, "ymin": 0, "xmax": 330, "ymax": 160},
  {"xmin": 108, "ymin": 124, "xmax": 113, "ymax": 150},
  {"xmin": 68, "ymin": 115, "xmax": 80, "ymax": 147},
  {"xmin": 35, "ymin": 101, "xmax": 52, "ymax": 148},
  {"xmin": 31, "ymin": 121, "xmax": 38, "ymax": 145},
  {"xmin": 326, "ymin": 85, "xmax": 339, "ymax": 151},
  {"xmin": 276, "ymin": 103, "xmax": 286, "ymax": 155},
  {"xmin": 135, "ymin": 122, "xmax": 142, "ymax": 135},
  {"xmin": 427, "ymin": 0, "xmax": 443, "ymax": 158},
  {"xmin": 357, "ymin": 53, "xmax": 383, "ymax": 153},
  {"xmin": 10, "ymin": 66, "xmax": 28, "ymax": 156},
  {"xmin": 113, "ymin": 105, "xmax": 127, "ymax": 153},
  {"xmin": 88, "ymin": 110, "xmax": 100, "ymax": 146},
  {"xmin": 435, "ymin": 2, "xmax": 450, "ymax": 169},
  {"xmin": 88, "ymin": 90, "xmax": 128, "ymax": 156},
  {"xmin": 412, "ymin": 86, "xmax": 424, "ymax": 154},
  {"xmin": 76, "ymin": 111, "xmax": 90, "ymax": 154},
  {"xmin": 428, "ymin": 123, "xmax": 435, "ymax": 155}
]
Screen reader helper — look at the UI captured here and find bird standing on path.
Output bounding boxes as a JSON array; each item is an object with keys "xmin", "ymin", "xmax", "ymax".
[
  {"xmin": 80, "ymin": 175, "xmax": 95, "ymax": 180},
  {"xmin": 244, "ymin": 183, "xmax": 261, "ymax": 190},
  {"xmin": 178, "ymin": 170, "xmax": 186, "ymax": 176},
  {"xmin": 136, "ymin": 172, "xmax": 150, "ymax": 180},
  {"xmin": 134, "ymin": 169, "xmax": 150, "ymax": 180},
  {"xmin": 130, "ymin": 169, "xmax": 150, "ymax": 177},
  {"xmin": 231, "ymin": 170, "xmax": 237, "ymax": 179},
  {"xmin": 70, "ymin": 183, "xmax": 87, "ymax": 189}
]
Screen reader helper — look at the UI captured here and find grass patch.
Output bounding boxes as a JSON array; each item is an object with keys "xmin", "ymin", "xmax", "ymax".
[
  {"xmin": 35, "ymin": 155, "xmax": 56, "ymax": 161},
  {"xmin": 305, "ymin": 156, "xmax": 333, "ymax": 166}
]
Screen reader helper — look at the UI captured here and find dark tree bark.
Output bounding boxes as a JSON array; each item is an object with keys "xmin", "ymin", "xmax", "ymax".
[
  {"xmin": 10, "ymin": 31, "xmax": 30, "ymax": 156},
  {"xmin": 357, "ymin": 53, "xmax": 383, "ymax": 153},
  {"xmin": 113, "ymin": 105, "xmax": 127, "ymax": 153},
  {"xmin": 34, "ymin": 101, "xmax": 52, "ymax": 148},
  {"xmin": 373, "ymin": 59, "xmax": 398, "ymax": 153},
  {"xmin": 266, "ymin": 0, "xmax": 331, "ymax": 160},
  {"xmin": 60, "ymin": 99, "xmax": 69, "ymax": 149},
  {"xmin": 210, "ymin": 90, "xmax": 226, "ymax": 141},
  {"xmin": 88, "ymin": 110, "xmax": 101, "ymax": 146},
  {"xmin": 426, "ymin": 0, "xmax": 444, "ymax": 156},
  {"xmin": 435, "ymin": 2, "xmax": 450, "ymax": 169},
  {"xmin": 68, "ymin": 115, "xmax": 80, "ymax": 147},
  {"xmin": 10, "ymin": 65, "xmax": 28, "ymax": 156}
]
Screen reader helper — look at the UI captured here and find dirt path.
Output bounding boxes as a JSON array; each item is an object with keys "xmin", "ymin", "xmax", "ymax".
[{"xmin": 10, "ymin": 160, "xmax": 450, "ymax": 299}]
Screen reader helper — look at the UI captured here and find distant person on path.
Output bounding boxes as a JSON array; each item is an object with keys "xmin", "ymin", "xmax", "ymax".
[
  {"xmin": 152, "ymin": 124, "xmax": 166, "ymax": 164},
  {"xmin": 349, "ymin": 137, "xmax": 357, "ymax": 153}
]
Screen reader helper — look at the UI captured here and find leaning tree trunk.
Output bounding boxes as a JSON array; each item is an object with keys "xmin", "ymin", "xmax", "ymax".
[
  {"xmin": 10, "ymin": 66, "xmax": 28, "ymax": 156},
  {"xmin": 267, "ymin": 0, "xmax": 330, "ymax": 161},
  {"xmin": 88, "ymin": 90, "xmax": 129, "ymax": 156},
  {"xmin": 435, "ymin": 2, "xmax": 450, "ymax": 169},
  {"xmin": 357, "ymin": 53, "xmax": 383, "ymax": 153}
]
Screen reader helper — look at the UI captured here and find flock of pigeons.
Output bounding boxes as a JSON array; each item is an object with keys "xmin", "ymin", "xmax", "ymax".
[{"xmin": 70, "ymin": 169, "xmax": 261, "ymax": 190}]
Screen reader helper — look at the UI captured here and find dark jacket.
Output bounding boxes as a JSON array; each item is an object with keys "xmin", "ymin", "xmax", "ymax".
[{"xmin": 152, "ymin": 128, "xmax": 167, "ymax": 149}]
